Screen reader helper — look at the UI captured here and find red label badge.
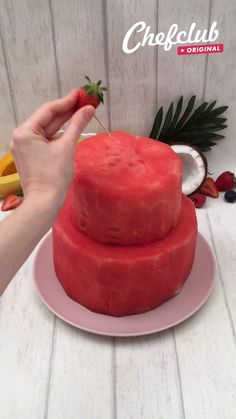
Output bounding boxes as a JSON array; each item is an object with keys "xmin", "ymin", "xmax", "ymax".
[{"xmin": 178, "ymin": 43, "xmax": 224, "ymax": 55}]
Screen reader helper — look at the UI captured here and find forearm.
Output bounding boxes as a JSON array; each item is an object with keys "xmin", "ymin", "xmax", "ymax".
[{"xmin": 0, "ymin": 195, "xmax": 61, "ymax": 295}]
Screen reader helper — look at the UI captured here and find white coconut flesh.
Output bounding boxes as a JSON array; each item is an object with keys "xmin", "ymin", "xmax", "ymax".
[{"xmin": 171, "ymin": 144, "xmax": 207, "ymax": 195}]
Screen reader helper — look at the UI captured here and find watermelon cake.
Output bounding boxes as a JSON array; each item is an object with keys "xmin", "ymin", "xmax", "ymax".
[
  {"xmin": 53, "ymin": 194, "xmax": 197, "ymax": 316},
  {"xmin": 52, "ymin": 131, "xmax": 197, "ymax": 317},
  {"xmin": 71, "ymin": 132, "xmax": 182, "ymax": 245}
]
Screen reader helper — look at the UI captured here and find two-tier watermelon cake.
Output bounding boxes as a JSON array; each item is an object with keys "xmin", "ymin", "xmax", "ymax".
[{"xmin": 52, "ymin": 131, "xmax": 197, "ymax": 316}]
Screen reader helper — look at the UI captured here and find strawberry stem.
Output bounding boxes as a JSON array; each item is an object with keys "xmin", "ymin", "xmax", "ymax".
[{"xmin": 83, "ymin": 75, "xmax": 107, "ymax": 104}]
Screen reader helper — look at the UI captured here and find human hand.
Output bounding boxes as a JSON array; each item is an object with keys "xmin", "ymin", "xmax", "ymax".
[{"xmin": 10, "ymin": 90, "xmax": 95, "ymax": 210}]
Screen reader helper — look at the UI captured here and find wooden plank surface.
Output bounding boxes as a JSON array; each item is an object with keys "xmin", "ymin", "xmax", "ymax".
[
  {"xmin": 174, "ymin": 209, "xmax": 236, "ymax": 419},
  {"xmin": 0, "ymin": 244, "xmax": 55, "ymax": 419},
  {"xmin": 204, "ymin": 0, "xmax": 236, "ymax": 173},
  {"xmin": 0, "ymin": 0, "xmax": 59, "ymax": 125},
  {"xmin": 156, "ymin": 0, "xmax": 209, "ymax": 108},
  {"xmin": 106, "ymin": 0, "xmax": 158, "ymax": 136},
  {"xmin": 116, "ymin": 331, "xmax": 184, "ymax": 419},
  {"xmin": 0, "ymin": 28, "xmax": 16, "ymax": 151},
  {"xmin": 51, "ymin": 0, "xmax": 109, "ymax": 133},
  {"xmin": 46, "ymin": 320, "xmax": 113, "ymax": 419},
  {"xmin": 207, "ymin": 205, "xmax": 236, "ymax": 331}
]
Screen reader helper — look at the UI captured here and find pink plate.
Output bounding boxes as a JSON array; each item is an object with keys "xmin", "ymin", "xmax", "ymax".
[{"xmin": 33, "ymin": 232, "xmax": 215, "ymax": 337}]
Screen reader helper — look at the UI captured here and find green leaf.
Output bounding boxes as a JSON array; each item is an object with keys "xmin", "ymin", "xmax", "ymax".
[
  {"xmin": 195, "ymin": 117, "xmax": 227, "ymax": 127},
  {"xmin": 191, "ymin": 133, "xmax": 225, "ymax": 142},
  {"xmin": 167, "ymin": 96, "xmax": 183, "ymax": 132},
  {"xmin": 203, "ymin": 133, "xmax": 225, "ymax": 140},
  {"xmin": 208, "ymin": 105, "xmax": 228, "ymax": 118},
  {"xmin": 193, "ymin": 141, "xmax": 217, "ymax": 150},
  {"xmin": 211, "ymin": 124, "xmax": 227, "ymax": 132},
  {"xmin": 84, "ymin": 86, "xmax": 93, "ymax": 93},
  {"xmin": 149, "ymin": 107, "xmax": 163, "ymax": 139},
  {"xmin": 185, "ymin": 102, "xmax": 208, "ymax": 125},
  {"xmin": 180, "ymin": 124, "xmax": 227, "ymax": 135},
  {"xmin": 97, "ymin": 80, "xmax": 102, "ymax": 86},
  {"xmin": 159, "ymin": 102, "xmax": 174, "ymax": 137},
  {"xmin": 175, "ymin": 95, "xmax": 196, "ymax": 129},
  {"xmin": 200, "ymin": 101, "xmax": 217, "ymax": 117},
  {"xmin": 205, "ymin": 142, "xmax": 217, "ymax": 146},
  {"xmin": 149, "ymin": 95, "xmax": 228, "ymax": 151}
]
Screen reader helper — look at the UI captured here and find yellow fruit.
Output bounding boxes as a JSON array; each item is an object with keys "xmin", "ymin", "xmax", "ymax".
[
  {"xmin": 0, "ymin": 153, "xmax": 17, "ymax": 176},
  {"xmin": 0, "ymin": 172, "xmax": 22, "ymax": 198}
]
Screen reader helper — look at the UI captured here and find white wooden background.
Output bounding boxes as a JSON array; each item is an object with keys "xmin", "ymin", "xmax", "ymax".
[
  {"xmin": 1, "ymin": 1, "xmax": 236, "ymax": 418},
  {"xmin": 0, "ymin": 0, "xmax": 236, "ymax": 171}
]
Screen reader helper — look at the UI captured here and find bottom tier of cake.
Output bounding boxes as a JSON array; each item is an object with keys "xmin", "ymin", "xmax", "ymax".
[{"xmin": 52, "ymin": 195, "xmax": 197, "ymax": 317}]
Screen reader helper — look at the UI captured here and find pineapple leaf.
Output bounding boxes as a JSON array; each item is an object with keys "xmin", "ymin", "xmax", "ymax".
[
  {"xmin": 202, "ymin": 133, "xmax": 225, "ymax": 140},
  {"xmin": 204, "ymin": 142, "xmax": 217, "ymax": 146},
  {"xmin": 200, "ymin": 101, "xmax": 217, "ymax": 117},
  {"xmin": 184, "ymin": 102, "xmax": 208, "ymax": 126},
  {"xmin": 207, "ymin": 105, "xmax": 228, "ymax": 118},
  {"xmin": 150, "ymin": 107, "xmax": 163, "ymax": 139},
  {"xmin": 187, "ymin": 133, "xmax": 225, "ymax": 142},
  {"xmin": 167, "ymin": 96, "xmax": 183, "ymax": 132},
  {"xmin": 159, "ymin": 102, "xmax": 174, "ymax": 137},
  {"xmin": 175, "ymin": 95, "xmax": 196, "ymax": 129},
  {"xmin": 180, "ymin": 125, "xmax": 227, "ymax": 135},
  {"xmin": 194, "ymin": 117, "xmax": 227, "ymax": 127},
  {"xmin": 149, "ymin": 95, "xmax": 228, "ymax": 151}
]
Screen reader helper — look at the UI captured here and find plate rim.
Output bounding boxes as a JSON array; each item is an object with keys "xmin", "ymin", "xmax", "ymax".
[{"xmin": 33, "ymin": 232, "xmax": 216, "ymax": 337}]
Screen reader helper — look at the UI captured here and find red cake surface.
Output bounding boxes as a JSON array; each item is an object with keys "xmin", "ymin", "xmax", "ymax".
[
  {"xmin": 53, "ymin": 194, "xmax": 197, "ymax": 317},
  {"xmin": 71, "ymin": 131, "xmax": 182, "ymax": 245}
]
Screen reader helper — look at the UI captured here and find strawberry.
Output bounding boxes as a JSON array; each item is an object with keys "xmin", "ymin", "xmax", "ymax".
[
  {"xmin": 77, "ymin": 75, "xmax": 107, "ymax": 109},
  {"xmin": 215, "ymin": 171, "xmax": 236, "ymax": 191},
  {"xmin": 189, "ymin": 192, "xmax": 206, "ymax": 208},
  {"xmin": 199, "ymin": 177, "xmax": 219, "ymax": 198},
  {"xmin": 1, "ymin": 194, "xmax": 22, "ymax": 211}
]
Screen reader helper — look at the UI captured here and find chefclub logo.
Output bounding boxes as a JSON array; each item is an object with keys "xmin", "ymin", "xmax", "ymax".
[{"xmin": 122, "ymin": 21, "xmax": 224, "ymax": 56}]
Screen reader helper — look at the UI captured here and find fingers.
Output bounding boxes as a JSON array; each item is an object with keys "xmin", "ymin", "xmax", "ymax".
[
  {"xmin": 24, "ymin": 90, "xmax": 79, "ymax": 133},
  {"xmin": 44, "ymin": 109, "xmax": 74, "ymax": 139},
  {"xmin": 62, "ymin": 105, "xmax": 95, "ymax": 148}
]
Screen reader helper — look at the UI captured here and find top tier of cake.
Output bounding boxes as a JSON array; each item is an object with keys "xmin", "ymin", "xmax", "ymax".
[{"xmin": 70, "ymin": 131, "xmax": 182, "ymax": 246}]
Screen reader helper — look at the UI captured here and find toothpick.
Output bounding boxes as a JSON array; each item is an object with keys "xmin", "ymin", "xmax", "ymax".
[{"xmin": 94, "ymin": 115, "xmax": 113, "ymax": 139}]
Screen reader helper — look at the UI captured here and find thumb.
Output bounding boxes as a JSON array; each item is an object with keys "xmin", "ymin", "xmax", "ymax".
[{"xmin": 62, "ymin": 105, "xmax": 95, "ymax": 147}]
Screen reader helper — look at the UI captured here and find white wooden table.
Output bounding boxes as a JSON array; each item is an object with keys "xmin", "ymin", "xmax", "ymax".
[{"xmin": 0, "ymin": 197, "xmax": 236, "ymax": 419}]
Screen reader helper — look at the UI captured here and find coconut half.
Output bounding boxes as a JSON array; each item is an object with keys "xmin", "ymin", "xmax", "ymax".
[{"xmin": 171, "ymin": 143, "xmax": 208, "ymax": 195}]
